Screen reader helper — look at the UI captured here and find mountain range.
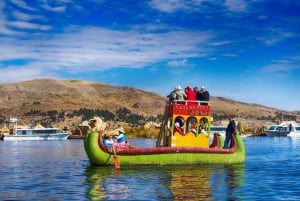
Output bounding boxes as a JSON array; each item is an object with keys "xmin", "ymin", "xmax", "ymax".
[{"xmin": 0, "ymin": 79, "xmax": 299, "ymax": 128}]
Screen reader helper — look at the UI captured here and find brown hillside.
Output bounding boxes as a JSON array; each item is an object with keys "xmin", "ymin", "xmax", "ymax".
[
  {"xmin": 0, "ymin": 79, "xmax": 166, "ymax": 125},
  {"xmin": 0, "ymin": 79, "xmax": 299, "ymax": 128}
]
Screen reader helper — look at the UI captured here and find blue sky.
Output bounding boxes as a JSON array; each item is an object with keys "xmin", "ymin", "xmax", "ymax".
[{"xmin": 0, "ymin": 0, "xmax": 299, "ymax": 111}]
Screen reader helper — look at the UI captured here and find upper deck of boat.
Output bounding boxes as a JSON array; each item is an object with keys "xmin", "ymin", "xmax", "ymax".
[{"xmin": 167, "ymin": 100, "xmax": 211, "ymax": 116}]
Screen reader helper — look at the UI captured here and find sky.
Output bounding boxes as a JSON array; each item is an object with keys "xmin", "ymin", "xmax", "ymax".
[{"xmin": 0, "ymin": 0, "xmax": 299, "ymax": 111}]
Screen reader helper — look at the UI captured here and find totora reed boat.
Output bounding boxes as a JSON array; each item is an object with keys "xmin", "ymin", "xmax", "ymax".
[{"xmin": 84, "ymin": 100, "xmax": 245, "ymax": 166}]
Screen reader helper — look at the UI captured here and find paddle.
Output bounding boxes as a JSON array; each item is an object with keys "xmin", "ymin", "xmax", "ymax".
[{"xmin": 112, "ymin": 146, "xmax": 120, "ymax": 169}]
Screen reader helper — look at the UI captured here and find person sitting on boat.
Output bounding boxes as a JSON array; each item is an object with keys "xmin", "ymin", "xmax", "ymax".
[
  {"xmin": 189, "ymin": 122, "xmax": 197, "ymax": 134},
  {"xmin": 114, "ymin": 127, "xmax": 129, "ymax": 148},
  {"xmin": 174, "ymin": 117, "xmax": 185, "ymax": 135},
  {"xmin": 198, "ymin": 124, "xmax": 208, "ymax": 136},
  {"xmin": 103, "ymin": 134, "xmax": 114, "ymax": 147}
]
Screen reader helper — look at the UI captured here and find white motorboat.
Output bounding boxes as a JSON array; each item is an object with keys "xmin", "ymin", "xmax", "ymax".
[
  {"xmin": 265, "ymin": 121, "xmax": 300, "ymax": 137},
  {"xmin": 3, "ymin": 128, "xmax": 70, "ymax": 141},
  {"xmin": 287, "ymin": 123, "xmax": 300, "ymax": 137}
]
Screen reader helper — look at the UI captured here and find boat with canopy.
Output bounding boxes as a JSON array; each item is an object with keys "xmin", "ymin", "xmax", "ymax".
[{"xmin": 84, "ymin": 100, "xmax": 245, "ymax": 166}]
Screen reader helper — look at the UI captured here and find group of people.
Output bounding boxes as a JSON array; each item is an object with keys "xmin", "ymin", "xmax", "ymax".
[
  {"xmin": 167, "ymin": 85, "xmax": 210, "ymax": 105},
  {"xmin": 103, "ymin": 128, "xmax": 128, "ymax": 148}
]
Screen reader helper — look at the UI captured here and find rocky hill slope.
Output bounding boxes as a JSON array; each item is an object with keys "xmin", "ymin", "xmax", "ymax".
[{"xmin": 0, "ymin": 79, "xmax": 299, "ymax": 129}]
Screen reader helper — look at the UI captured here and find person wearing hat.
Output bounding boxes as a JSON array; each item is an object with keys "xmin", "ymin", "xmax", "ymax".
[
  {"xmin": 114, "ymin": 127, "xmax": 128, "ymax": 148},
  {"xmin": 198, "ymin": 86, "xmax": 210, "ymax": 105},
  {"xmin": 223, "ymin": 116, "xmax": 236, "ymax": 149},
  {"xmin": 167, "ymin": 86, "xmax": 177, "ymax": 103},
  {"xmin": 174, "ymin": 85, "xmax": 186, "ymax": 104}
]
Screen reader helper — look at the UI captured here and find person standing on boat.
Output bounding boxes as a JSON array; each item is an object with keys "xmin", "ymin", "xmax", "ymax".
[
  {"xmin": 223, "ymin": 117, "xmax": 236, "ymax": 149},
  {"xmin": 193, "ymin": 87, "xmax": 201, "ymax": 103},
  {"xmin": 174, "ymin": 85, "xmax": 186, "ymax": 104},
  {"xmin": 185, "ymin": 86, "xmax": 197, "ymax": 105},
  {"xmin": 167, "ymin": 86, "xmax": 177, "ymax": 103},
  {"xmin": 199, "ymin": 86, "xmax": 210, "ymax": 105}
]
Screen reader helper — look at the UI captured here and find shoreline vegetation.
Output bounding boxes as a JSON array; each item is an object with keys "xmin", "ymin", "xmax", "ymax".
[{"xmin": 67, "ymin": 123, "xmax": 267, "ymax": 140}]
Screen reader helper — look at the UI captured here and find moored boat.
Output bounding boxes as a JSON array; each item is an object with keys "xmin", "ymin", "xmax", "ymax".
[
  {"xmin": 3, "ymin": 128, "xmax": 70, "ymax": 141},
  {"xmin": 265, "ymin": 121, "xmax": 300, "ymax": 137},
  {"xmin": 84, "ymin": 100, "xmax": 246, "ymax": 166},
  {"xmin": 287, "ymin": 122, "xmax": 300, "ymax": 137}
]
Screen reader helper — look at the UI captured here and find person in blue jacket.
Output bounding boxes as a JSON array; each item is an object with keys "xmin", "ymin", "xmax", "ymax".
[
  {"xmin": 114, "ymin": 127, "xmax": 128, "ymax": 148},
  {"xmin": 103, "ymin": 134, "xmax": 114, "ymax": 147}
]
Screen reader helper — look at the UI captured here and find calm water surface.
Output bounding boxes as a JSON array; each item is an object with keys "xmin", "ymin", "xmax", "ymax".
[{"xmin": 1, "ymin": 137, "xmax": 300, "ymax": 201}]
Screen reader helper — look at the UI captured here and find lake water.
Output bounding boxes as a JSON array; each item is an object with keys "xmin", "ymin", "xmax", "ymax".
[{"xmin": 1, "ymin": 137, "xmax": 300, "ymax": 201}]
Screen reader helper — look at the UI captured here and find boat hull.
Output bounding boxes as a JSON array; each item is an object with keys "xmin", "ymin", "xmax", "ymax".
[
  {"xmin": 287, "ymin": 131, "xmax": 300, "ymax": 137},
  {"xmin": 265, "ymin": 130, "xmax": 289, "ymax": 137},
  {"xmin": 3, "ymin": 134, "xmax": 70, "ymax": 141},
  {"xmin": 84, "ymin": 131, "xmax": 245, "ymax": 166}
]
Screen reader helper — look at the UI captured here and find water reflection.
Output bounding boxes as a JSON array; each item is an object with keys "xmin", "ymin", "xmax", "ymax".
[
  {"xmin": 168, "ymin": 166, "xmax": 212, "ymax": 200},
  {"xmin": 288, "ymin": 136, "xmax": 300, "ymax": 147},
  {"xmin": 85, "ymin": 164, "xmax": 245, "ymax": 201},
  {"xmin": 210, "ymin": 164, "xmax": 245, "ymax": 201}
]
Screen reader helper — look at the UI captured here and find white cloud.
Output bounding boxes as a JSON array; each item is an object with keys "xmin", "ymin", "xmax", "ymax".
[
  {"xmin": 167, "ymin": 59, "xmax": 188, "ymax": 67},
  {"xmin": 149, "ymin": 0, "xmax": 208, "ymax": 13},
  {"xmin": 0, "ymin": 66, "xmax": 59, "ymax": 83},
  {"xmin": 224, "ymin": 0, "xmax": 247, "ymax": 12},
  {"xmin": 223, "ymin": 53, "xmax": 238, "ymax": 57},
  {"xmin": 10, "ymin": 0, "xmax": 37, "ymax": 11},
  {"xmin": 0, "ymin": 26, "xmax": 215, "ymax": 82},
  {"xmin": 41, "ymin": 2, "xmax": 66, "ymax": 12},
  {"xmin": 11, "ymin": 11, "xmax": 43, "ymax": 21},
  {"xmin": 209, "ymin": 40, "xmax": 232, "ymax": 47},
  {"xmin": 9, "ymin": 21, "xmax": 52, "ymax": 31},
  {"xmin": 257, "ymin": 29, "xmax": 295, "ymax": 46},
  {"xmin": 150, "ymin": 0, "xmax": 189, "ymax": 13},
  {"xmin": 262, "ymin": 57, "xmax": 300, "ymax": 73},
  {"xmin": 262, "ymin": 64, "xmax": 296, "ymax": 73}
]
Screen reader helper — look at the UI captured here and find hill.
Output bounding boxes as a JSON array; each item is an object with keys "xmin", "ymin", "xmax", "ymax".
[{"xmin": 0, "ymin": 79, "xmax": 299, "ymax": 130}]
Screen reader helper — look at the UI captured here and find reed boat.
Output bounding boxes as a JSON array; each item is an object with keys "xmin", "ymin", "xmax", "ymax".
[{"xmin": 84, "ymin": 100, "xmax": 245, "ymax": 166}]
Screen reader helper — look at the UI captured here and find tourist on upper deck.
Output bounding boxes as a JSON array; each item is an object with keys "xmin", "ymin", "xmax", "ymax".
[
  {"xmin": 167, "ymin": 86, "xmax": 177, "ymax": 102},
  {"xmin": 194, "ymin": 87, "xmax": 201, "ymax": 103},
  {"xmin": 185, "ymin": 86, "xmax": 197, "ymax": 106},
  {"xmin": 199, "ymin": 86, "xmax": 210, "ymax": 105},
  {"xmin": 173, "ymin": 85, "xmax": 186, "ymax": 104}
]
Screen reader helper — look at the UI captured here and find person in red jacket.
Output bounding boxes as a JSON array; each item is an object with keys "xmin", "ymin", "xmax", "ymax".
[{"xmin": 185, "ymin": 86, "xmax": 197, "ymax": 105}]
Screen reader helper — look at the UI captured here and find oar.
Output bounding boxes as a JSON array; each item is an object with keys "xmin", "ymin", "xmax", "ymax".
[{"xmin": 112, "ymin": 146, "xmax": 120, "ymax": 169}]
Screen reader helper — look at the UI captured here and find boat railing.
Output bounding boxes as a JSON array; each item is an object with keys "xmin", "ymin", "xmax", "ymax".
[
  {"xmin": 167, "ymin": 101, "xmax": 211, "ymax": 116},
  {"xmin": 171, "ymin": 100, "xmax": 210, "ymax": 106}
]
